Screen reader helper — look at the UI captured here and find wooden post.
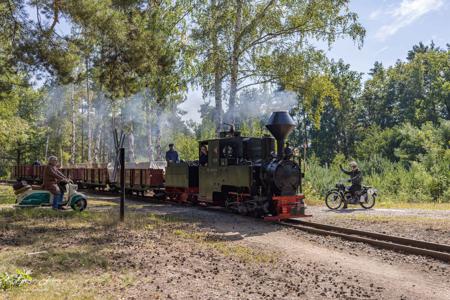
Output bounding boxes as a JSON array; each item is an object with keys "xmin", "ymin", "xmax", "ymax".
[{"xmin": 120, "ymin": 147, "xmax": 125, "ymax": 222}]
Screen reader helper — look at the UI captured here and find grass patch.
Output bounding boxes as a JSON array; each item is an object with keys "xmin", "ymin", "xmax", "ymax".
[
  {"xmin": 14, "ymin": 248, "xmax": 109, "ymax": 275},
  {"xmin": 0, "ymin": 184, "xmax": 15, "ymax": 205},
  {"xmin": 87, "ymin": 199, "xmax": 118, "ymax": 207},
  {"xmin": 375, "ymin": 201, "xmax": 450, "ymax": 210},
  {"xmin": 2, "ymin": 270, "xmax": 146, "ymax": 300},
  {"xmin": 331, "ymin": 214, "xmax": 450, "ymax": 224},
  {"xmin": 305, "ymin": 194, "xmax": 450, "ymax": 210},
  {"xmin": 0, "ymin": 269, "xmax": 32, "ymax": 291},
  {"xmin": 0, "ymin": 205, "xmax": 185, "ymax": 299},
  {"xmin": 173, "ymin": 229, "xmax": 277, "ymax": 264}
]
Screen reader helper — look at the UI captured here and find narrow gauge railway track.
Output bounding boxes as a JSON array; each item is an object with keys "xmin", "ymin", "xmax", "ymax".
[{"xmin": 279, "ymin": 219, "xmax": 450, "ymax": 263}]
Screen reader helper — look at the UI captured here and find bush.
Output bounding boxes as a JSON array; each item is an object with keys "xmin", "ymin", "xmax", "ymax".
[
  {"xmin": 0, "ymin": 269, "xmax": 32, "ymax": 290},
  {"xmin": 304, "ymin": 155, "xmax": 450, "ymax": 203}
]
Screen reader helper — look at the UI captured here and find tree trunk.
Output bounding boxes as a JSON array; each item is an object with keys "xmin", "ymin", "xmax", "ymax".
[
  {"xmin": 144, "ymin": 99, "xmax": 153, "ymax": 162},
  {"xmin": 228, "ymin": 0, "xmax": 242, "ymax": 123},
  {"xmin": 212, "ymin": 0, "xmax": 223, "ymax": 132},
  {"xmin": 86, "ymin": 56, "xmax": 92, "ymax": 162},
  {"xmin": 70, "ymin": 84, "xmax": 76, "ymax": 165},
  {"xmin": 128, "ymin": 117, "xmax": 136, "ymax": 163},
  {"xmin": 80, "ymin": 92, "xmax": 84, "ymax": 162},
  {"xmin": 44, "ymin": 132, "xmax": 49, "ymax": 159},
  {"xmin": 155, "ymin": 104, "xmax": 162, "ymax": 160}
]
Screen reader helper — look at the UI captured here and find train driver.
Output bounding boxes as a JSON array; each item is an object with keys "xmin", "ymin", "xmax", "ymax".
[
  {"xmin": 42, "ymin": 156, "xmax": 69, "ymax": 210},
  {"xmin": 284, "ymin": 142, "xmax": 293, "ymax": 160},
  {"xmin": 165, "ymin": 143, "xmax": 180, "ymax": 163},
  {"xmin": 199, "ymin": 145, "xmax": 208, "ymax": 166}
]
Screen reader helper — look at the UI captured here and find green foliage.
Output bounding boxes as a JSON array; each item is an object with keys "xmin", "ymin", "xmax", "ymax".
[
  {"xmin": 305, "ymin": 149, "xmax": 450, "ymax": 203},
  {"xmin": 360, "ymin": 46, "xmax": 450, "ymax": 128},
  {"xmin": 240, "ymin": 118, "xmax": 265, "ymax": 137},
  {"xmin": 303, "ymin": 75, "xmax": 340, "ymax": 128},
  {"xmin": 192, "ymin": 0, "xmax": 365, "ymax": 121},
  {"xmin": 174, "ymin": 133, "xmax": 198, "ymax": 161},
  {"xmin": 0, "ymin": 185, "xmax": 15, "ymax": 204},
  {"xmin": 0, "ymin": 269, "xmax": 32, "ymax": 291}
]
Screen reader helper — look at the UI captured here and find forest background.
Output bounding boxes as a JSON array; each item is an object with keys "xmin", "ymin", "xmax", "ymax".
[{"xmin": 0, "ymin": 0, "xmax": 449, "ymax": 203}]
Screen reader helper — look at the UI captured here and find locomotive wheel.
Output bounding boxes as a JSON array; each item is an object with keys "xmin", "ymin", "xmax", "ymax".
[{"xmin": 325, "ymin": 190, "xmax": 342, "ymax": 210}]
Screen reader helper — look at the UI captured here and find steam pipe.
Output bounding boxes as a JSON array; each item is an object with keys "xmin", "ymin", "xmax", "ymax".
[{"xmin": 277, "ymin": 139, "xmax": 285, "ymax": 159}]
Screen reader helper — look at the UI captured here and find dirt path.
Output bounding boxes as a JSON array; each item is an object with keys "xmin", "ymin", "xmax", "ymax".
[
  {"xmin": 4, "ymin": 190, "xmax": 448, "ymax": 299},
  {"xmin": 246, "ymin": 231, "xmax": 449, "ymax": 300},
  {"xmin": 88, "ymin": 194, "xmax": 450, "ymax": 299}
]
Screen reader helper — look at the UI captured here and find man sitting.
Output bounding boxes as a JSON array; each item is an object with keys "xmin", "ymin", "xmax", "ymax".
[
  {"xmin": 42, "ymin": 156, "xmax": 69, "ymax": 210},
  {"xmin": 339, "ymin": 161, "xmax": 363, "ymax": 209}
]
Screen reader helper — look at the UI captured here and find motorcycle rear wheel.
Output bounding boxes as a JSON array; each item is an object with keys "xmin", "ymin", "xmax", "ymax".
[
  {"xmin": 360, "ymin": 193, "xmax": 376, "ymax": 209},
  {"xmin": 325, "ymin": 190, "xmax": 342, "ymax": 210}
]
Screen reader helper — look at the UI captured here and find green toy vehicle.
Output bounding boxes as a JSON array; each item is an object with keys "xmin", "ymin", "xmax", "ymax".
[{"xmin": 14, "ymin": 181, "xmax": 88, "ymax": 211}]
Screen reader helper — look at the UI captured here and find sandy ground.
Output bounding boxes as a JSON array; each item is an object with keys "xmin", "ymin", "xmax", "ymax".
[
  {"xmin": 1, "ymin": 193, "xmax": 449, "ymax": 300},
  {"xmin": 99, "ymin": 195, "xmax": 450, "ymax": 299}
]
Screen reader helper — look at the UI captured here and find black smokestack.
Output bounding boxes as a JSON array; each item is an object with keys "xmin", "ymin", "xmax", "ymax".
[{"xmin": 265, "ymin": 111, "xmax": 295, "ymax": 158}]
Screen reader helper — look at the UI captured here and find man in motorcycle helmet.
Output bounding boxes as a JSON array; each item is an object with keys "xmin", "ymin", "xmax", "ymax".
[{"xmin": 339, "ymin": 161, "xmax": 363, "ymax": 209}]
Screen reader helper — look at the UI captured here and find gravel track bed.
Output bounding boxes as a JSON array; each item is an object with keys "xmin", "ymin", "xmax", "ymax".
[{"xmin": 305, "ymin": 206, "xmax": 450, "ymax": 245}]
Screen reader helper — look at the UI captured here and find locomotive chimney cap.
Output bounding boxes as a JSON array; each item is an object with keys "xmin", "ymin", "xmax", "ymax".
[{"xmin": 265, "ymin": 111, "xmax": 295, "ymax": 141}]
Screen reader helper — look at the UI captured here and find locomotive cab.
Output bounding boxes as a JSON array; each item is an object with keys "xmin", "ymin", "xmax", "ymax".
[{"xmin": 198, "ymin": 135, "xmax": 272, "ymax": 205}]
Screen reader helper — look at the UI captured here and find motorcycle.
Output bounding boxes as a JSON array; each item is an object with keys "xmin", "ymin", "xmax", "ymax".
[{"xmin": 325, "ymin": 181, "xmax": 377, "ymax": 210}]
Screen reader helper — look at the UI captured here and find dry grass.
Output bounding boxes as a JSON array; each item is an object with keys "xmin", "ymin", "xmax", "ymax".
[
  {"xmin": 331, "ymin": 214, "xmax": 450, "ymax": 225},
  {"xmin": 0, "ymin": 206, "xmax": 182, "ymax": 299},
  {"xmin": 2, "ymin": 203, "xmax": 278, "ymax": 299},
  {"xmin": 306, "ymin": 194, "xmax": 450, "ymax": 210}
]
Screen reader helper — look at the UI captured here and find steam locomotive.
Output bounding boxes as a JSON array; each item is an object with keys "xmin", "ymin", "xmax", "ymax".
[
  {"xmin": 166, "ymin": 111, "xmax": 307, "ymax": 219},
  {"xmin": 12, "ymin": 112, "xmax": 308, "ymax": 220}
]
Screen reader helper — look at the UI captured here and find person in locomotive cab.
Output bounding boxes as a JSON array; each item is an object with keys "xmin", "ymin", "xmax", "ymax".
[
  {"xmin": 42, "ymin": 156, "xmax": 69, "ymax": 210},
  {"xmin": 340, "ymin": 161, "xmax": 363, "ymax": 209},
  {"xmin": 165, "ymin": 143, "xmax": 180, "ymax": 163},
  {"xmin": 284, "ymin": 142, "xmax": 293, "ymax": 160},
  {"xmin": 199, "ymin": 145, "xmax": 208, "ymax": 166}
]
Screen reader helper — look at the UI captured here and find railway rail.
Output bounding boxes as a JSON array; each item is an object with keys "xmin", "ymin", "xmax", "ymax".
[{"xmin": 279, "ymin": 219, "xmax": 450, "ymax": 263}]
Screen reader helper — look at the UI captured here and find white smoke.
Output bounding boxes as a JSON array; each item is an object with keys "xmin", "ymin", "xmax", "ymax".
[{"xmin": 237, "ymin": 89, "xmax": 298, "ymax": 117}]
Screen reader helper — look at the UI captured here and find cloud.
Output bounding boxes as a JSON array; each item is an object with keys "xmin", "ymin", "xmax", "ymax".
[
  {"xmin": 369, "ymin": 9, "xmax": 382, "ymax": 20},
  {"xmin": 374, "ymin": 46, "xmax": 389, "ymax": 56},
  {"xmin": 375, "ymin": 0, "xmax": 443, "ymax": 41}
]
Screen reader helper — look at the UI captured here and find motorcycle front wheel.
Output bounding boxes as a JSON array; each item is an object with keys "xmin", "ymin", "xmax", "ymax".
[
  {"xmin": 360, "ymin": 193, "xmax": 376, "ymax": 209},
  {"xmin": 325, "ymin": 190, "xmax": 343, "ymax": 210}
]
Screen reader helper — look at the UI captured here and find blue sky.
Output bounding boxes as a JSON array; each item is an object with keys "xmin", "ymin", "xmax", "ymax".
[
  {"xmin": 180, "ymin": 0, "xmax": 450, "ymax": 122},
  {"xmin": 326, "ymin": 0, "xmax": 450, "ymax": 75}
]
